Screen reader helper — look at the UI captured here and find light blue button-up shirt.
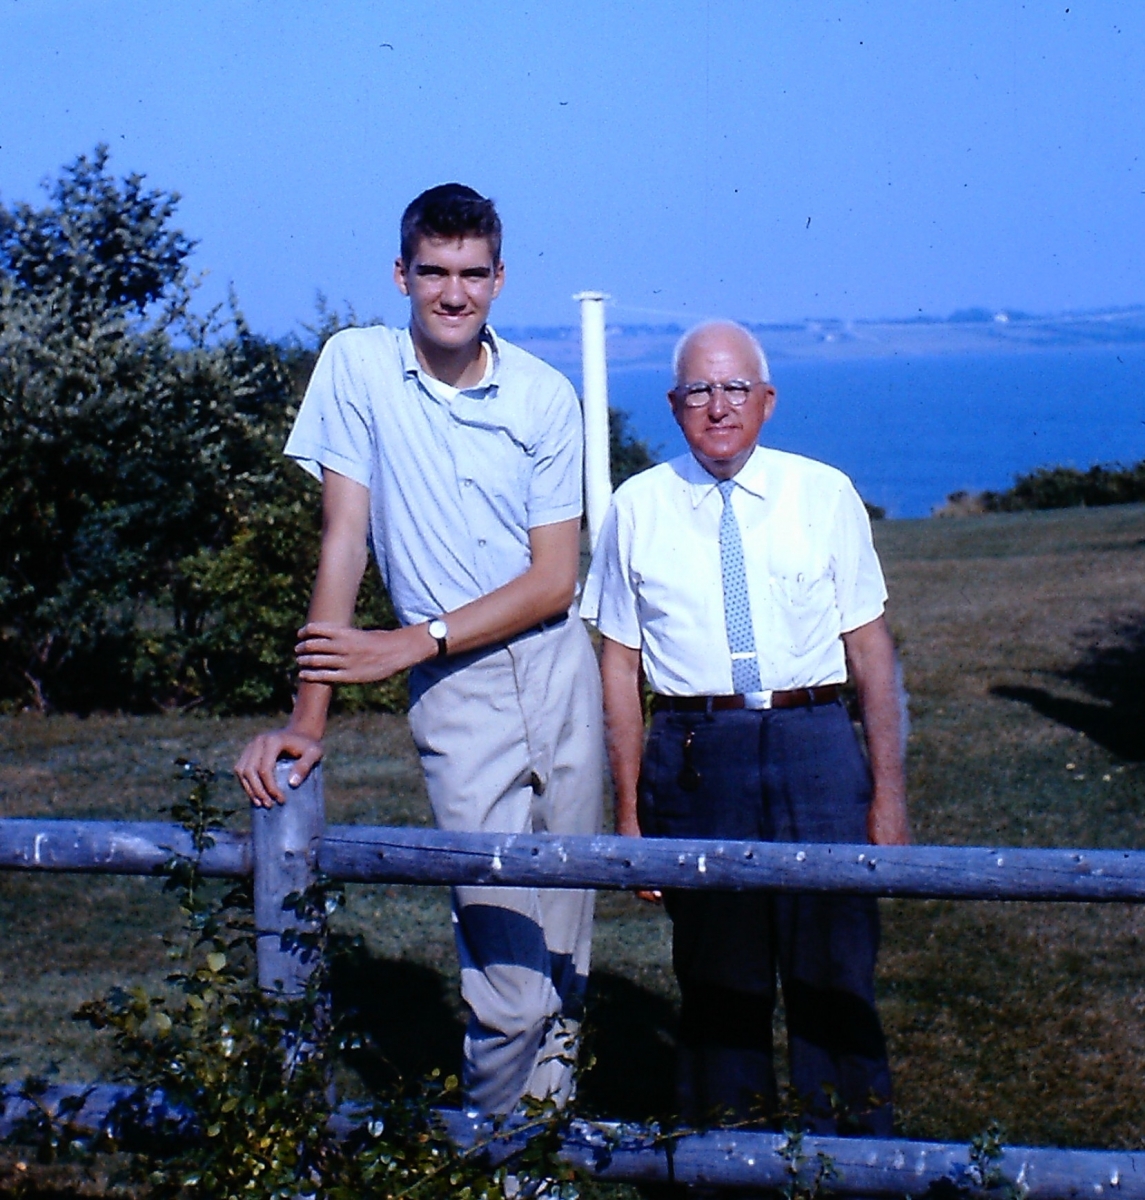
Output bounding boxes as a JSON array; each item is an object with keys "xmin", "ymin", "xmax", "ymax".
[{"xmin": 284, "ymin": 325, "xmax": 583, "ymax": 625}]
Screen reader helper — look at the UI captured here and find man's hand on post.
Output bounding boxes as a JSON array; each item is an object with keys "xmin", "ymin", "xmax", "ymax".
[{"xmin": 234, "ymin": 728, "xmax": 324, "ymax": 809}]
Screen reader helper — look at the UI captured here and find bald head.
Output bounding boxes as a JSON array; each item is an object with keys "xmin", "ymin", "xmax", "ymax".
[
  {"xmin": 667, "ymin": 319, "xmax": 778, "ymax": 481},
  {"xmin": 672, "ymin": 321, "xmax": 771, "ymax": 387}
]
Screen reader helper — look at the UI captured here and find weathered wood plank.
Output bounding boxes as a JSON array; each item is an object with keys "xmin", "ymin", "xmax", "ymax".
[
  {"xmin": 4, "ymin": 1085, "xmax": 1143, "ymax": 1197},
  {"xmin": 316, "ymin": 827, "xmax": 1145, "ymax": 901},
  {"xmin": 444, "ymin": 1108, "xmax": 1145, "ymax": 1196},
  {"xmin": 4, "ymin": 817, "xmax": 1145, "ymax": 900},
  {"xmin": 0, "ymin": 817, "xmax": 250, "ymax": 877},
  {"xmin": 252, "ymin": 762, "xmax": 325, "ymax": 997}
]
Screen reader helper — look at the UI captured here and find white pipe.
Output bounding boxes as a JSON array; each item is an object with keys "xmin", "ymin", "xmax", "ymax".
[{"xmin": 573, "ymin": 291, "xmax": 612, "ymax": 551}]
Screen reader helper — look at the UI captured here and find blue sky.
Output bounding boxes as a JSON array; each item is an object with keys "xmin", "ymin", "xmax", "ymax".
[{"xmin": 1, "ymin": 1, "xmax": 1142, "ymax": 336}]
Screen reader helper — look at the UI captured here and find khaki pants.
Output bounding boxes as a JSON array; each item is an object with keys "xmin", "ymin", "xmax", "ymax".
[{"xmin": 408, "ymin": 614, "xmax": 604, "ymax": 1114}]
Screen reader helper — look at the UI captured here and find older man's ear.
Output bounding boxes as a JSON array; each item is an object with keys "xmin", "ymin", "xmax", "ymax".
[{"xmin": 759, "ymin": 383, "xmax": 779, "ymax": 424}]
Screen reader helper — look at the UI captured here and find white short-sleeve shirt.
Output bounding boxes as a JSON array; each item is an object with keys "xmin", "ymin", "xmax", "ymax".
[
  {"xmin": 580, "ymin": 446, "xmax": 887, "ymax": 695},
  {"xmin": 284, "ymin": 325, "xmax": 583, "ymax": 626}
]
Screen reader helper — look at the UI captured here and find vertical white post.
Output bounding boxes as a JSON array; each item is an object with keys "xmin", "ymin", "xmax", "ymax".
[{"xmin": 573, "ymin": 291, "xmax": 613, "ymax": 552}]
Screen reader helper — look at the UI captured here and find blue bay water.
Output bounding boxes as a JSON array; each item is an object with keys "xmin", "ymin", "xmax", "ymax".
[{"xmin": 576, "ymin": 346, "xmax": 1145, "ymax": 518}]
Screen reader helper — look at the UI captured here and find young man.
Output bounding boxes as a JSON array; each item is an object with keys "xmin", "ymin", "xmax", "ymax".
[
  {"xmin": 581, "ymin": 320, "xmax": 908, "ymax": 1132},
  {"xmin": 234, "ymin": 184, "xmax": 603, "ymax": 1115}
]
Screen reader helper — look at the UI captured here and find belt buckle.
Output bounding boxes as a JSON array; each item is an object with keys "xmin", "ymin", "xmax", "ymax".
[{"xmin": 742, "ymin": 691, "xmax": 772, "ymax": 710}]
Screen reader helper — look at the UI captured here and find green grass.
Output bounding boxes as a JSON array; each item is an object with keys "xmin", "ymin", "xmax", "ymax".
[{"xmin": 2, "ymin": 503, "xmax": 1144, "ymax": 1151}]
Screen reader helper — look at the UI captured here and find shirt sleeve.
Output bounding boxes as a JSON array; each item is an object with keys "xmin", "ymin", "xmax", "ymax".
[
  {"xmin": 283, "ymin": 332, "xmax": 375, "ymax": 488},
  {"xmin": 831, "ymin": 478, "xmax": 888, "ymax": 633},
  {"xmin": 579, "ymin": 497, "xmax": 643, "ymax": 649},
  {"xmin": 526, "ymin": 376, "xmax": 584, "ymax": 527}
]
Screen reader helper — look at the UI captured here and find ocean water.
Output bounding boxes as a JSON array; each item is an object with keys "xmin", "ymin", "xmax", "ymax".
[{"xmin": 580, "ymin": 346, "xmax": 1145, "ymax": 518}]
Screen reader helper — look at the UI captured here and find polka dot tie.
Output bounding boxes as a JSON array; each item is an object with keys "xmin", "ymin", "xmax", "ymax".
[{"xmin": 717, "ymin": 479, "xmax": 762, "ymax": 693}]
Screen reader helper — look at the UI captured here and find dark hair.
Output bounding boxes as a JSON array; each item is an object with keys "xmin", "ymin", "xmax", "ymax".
[{"xmin": 399, "ymin": 183, "xmax": 502, "ymax": 265}]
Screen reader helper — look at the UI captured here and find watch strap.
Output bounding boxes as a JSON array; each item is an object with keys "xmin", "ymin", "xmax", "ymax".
[{"xmin": 428, "ymin": 617, "xmax": 449, "ymax": 658}]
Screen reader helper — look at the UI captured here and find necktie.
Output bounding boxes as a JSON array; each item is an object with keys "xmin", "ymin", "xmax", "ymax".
[{"xmin": 717, "ymin": 479, "xmax": 762, "ymax": 693}]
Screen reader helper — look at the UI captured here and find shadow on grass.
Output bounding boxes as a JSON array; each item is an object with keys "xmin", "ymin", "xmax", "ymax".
[
  {"xmin": 330, "ymin": 937, "xmax": 466, "ymax": 1090},
  {"xmin": 992, "ymin": 613, "xmax": 1145, "ymax": 762},
  {"xmin": 329, "ymin": 939, "xmax": 679, "ymax": 1120},
  {"xmin": 579, "ymin": 971, "xmax": 679, "ymax": 1121},
  {"xmin": 991, "ymin": 685, "xmax": 1145, "ymax": 761}
]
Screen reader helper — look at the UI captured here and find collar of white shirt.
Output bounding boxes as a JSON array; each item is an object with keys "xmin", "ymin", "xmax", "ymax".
[
  {"xmin": 396, "ymin": 325, "xmax": 500, "ymax": 396},
  {"xmin": 680, "ymin": 444, "xmax": 769, "ymax": 508}
]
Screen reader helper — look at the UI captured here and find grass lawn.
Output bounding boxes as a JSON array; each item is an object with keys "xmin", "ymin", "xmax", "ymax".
[{"xmin": 1, "ymin": 503, "xmax": 1144, "ymax": 1152}]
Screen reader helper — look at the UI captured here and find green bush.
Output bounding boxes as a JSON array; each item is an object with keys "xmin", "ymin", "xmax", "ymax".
[
  {"xmin": 58, "ymin": 764, "xmax": 547, "ymax": 1199},
  {"xmin": 175, "ymin": 497, "xmax": 406, "ymax": 716},
  {"xmin": 0, "ymin": 149, "xmax": 401, "ymax": 715},
  {"xmin": 608, "ymin": 408, "xmax": 655, "ymax": 488},
  {"xmin": 981, "ymin": 461, "xmax": 1145, "ymax": 512}
]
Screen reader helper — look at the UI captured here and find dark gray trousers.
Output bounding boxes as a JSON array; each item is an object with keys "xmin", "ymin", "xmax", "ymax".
[{"xmin": 638, "ymin": 701, "xmax": 893, "ymax": 1134}]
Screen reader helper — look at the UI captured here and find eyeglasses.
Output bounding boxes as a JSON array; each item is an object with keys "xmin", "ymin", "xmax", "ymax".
[{"xmin": 672, "ymin": 379, "xmax": 763, "ymax": 408}]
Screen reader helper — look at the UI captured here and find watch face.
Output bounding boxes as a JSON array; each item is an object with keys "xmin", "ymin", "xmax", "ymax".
[{"xmin": 428, "ymin": 619, "xmax": 448, "ymax": 640}]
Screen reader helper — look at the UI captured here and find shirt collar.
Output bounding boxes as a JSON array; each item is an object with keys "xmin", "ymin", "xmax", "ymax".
[
  {"xmin": 398, "ymin": 326, "xmax": 500, "ymax": 393},
  {"xmin": 681, "ymin": 444, "xmax": 768, "ymax": 508}
]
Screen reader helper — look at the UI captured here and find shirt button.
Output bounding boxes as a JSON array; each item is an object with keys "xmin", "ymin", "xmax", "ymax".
[
  {"xmin": 478, "ymin": 539, "xmax": 487, "ymax": 547},
  {"xmin": 463, "ymin": 479, "xmax": 473, "ymax": 487}
]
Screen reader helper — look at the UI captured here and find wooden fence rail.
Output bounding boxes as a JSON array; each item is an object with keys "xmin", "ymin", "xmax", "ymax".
[
  {"xmin": 4, "ymin": 761, "xmax": 1144, "ymax": 1194},
  {"xmin": 4, "ymin": 1084, "xmax": 1144, "ymax": 1198},
  {"xmin": 4, "ymin": 815, "xmax": 1145, "ymax": 899}
]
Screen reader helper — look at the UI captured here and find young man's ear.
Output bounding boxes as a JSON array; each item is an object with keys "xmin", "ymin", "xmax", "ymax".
[
  {"xmin": 394, "ymin": 257, "xmax": 410, "ymax": 296},
  {"xmin": 491, "ymin": 259, "xmax": 506, "ymax": 299}
]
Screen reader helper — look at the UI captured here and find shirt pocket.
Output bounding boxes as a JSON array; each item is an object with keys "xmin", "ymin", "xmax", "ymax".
[
  {"xmin": 768, "ymin": 569, "xmax": 837, "ymax": 659},
  {"xmin": 460, "ymin": 427, "xmax": 531, "ymax": 526}
]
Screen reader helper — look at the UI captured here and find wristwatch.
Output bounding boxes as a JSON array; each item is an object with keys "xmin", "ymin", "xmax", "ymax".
[{"xmin": 427, "ymin": 617, "xmax": 449, "ymax": 658}]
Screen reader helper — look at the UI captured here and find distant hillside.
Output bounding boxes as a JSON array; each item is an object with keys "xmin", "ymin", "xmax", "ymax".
[{"xmin": 505, "ymin": 305, "xmax": 1145, "ymax": 372}]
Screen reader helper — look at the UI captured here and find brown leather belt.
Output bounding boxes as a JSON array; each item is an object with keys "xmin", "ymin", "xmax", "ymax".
[{"xmin": 651, "ymin": 685, "xmax": 843, "ymax": 714}]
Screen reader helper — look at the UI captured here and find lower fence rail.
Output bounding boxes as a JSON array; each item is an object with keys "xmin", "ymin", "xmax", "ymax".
[{"xmin": 3, "ymin": 1085, "xmax": 1142, "ymax": 1198}]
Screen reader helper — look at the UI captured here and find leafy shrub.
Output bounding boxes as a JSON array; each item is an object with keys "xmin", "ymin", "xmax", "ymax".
[
  {"xmin": 936, "ymin": 460, "xmax": 1145, "ymax": 517},
  {"xmin": 0, "ymin": 150, "xmax": 402, "ymax": 715},
  {"xmin": 22, "ymin": 763, "xmax": 611, "ymax": 1199},
  {"xmin": 982, "ymin": 460, "xmax": 1145, "ymax": 511},
  {"xmin": 608, "ymin": 408, "xmax": 655, "ymax": 488},
  {"xmin": 174, "ymin": 496, "xmax": 406, "ymax": 715}
]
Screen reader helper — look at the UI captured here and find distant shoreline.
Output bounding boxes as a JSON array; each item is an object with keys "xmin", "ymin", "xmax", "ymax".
[{"xmin": 506, "ymin": 305, "xmax": 1145, "ymax": 372}]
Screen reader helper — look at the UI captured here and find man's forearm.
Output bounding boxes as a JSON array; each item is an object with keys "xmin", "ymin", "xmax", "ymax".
[
  {"xmin": 843, "ymin": 615, "xmax": 910, "ymax": 844},
  {"xmin": 297, "ymin": 518, "xmax": 582, "ymax": 685},
  {"xmin": 286, "ymin": 681, "xmax": 334, "ymax": 741},
  {"xmin": 600, "ymin": 638, "xmax": 645, "ymax": 835},
  {"xmin": 433, "ymin": 518, "xmax": 580, "ymax": 656}
]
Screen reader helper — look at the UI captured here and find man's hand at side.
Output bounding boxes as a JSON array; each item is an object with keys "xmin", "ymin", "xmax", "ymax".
[{"xmin": 868, "ymin": 786, "xmax": 911, "ymax": 846}]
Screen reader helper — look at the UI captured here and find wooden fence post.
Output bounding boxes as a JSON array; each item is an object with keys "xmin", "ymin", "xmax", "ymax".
[{"xmin": 252, "ymin": 760, "xmax": 326, "ymax": 998}]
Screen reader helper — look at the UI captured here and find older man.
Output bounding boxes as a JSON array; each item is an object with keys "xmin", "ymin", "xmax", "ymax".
[{"xmin": 581, "ymin": 321, "xmax": 908, "ymax": 1133}]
